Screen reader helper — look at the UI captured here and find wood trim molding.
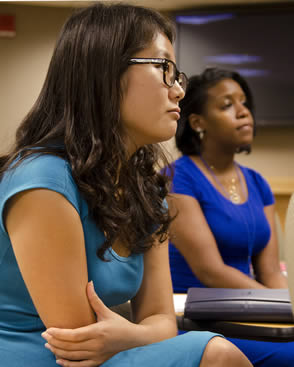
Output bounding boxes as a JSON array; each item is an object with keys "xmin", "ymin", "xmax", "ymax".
[{"xmin": 267, "ymin": 177, "xmax": 294, "ymax": 195}]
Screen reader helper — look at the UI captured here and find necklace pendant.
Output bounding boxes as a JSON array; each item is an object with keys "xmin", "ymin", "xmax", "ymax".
[
  {"xmin": 230, "ymin": 192, "xmax": 241, "ymax": 204},
  {"xmin": 199, "ymin": 155, "xmax": 246, "ymax": 204}
]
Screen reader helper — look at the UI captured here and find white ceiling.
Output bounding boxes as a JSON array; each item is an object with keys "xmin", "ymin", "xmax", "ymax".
[{"xmin": 2, "ymin": 0, "xmax": 292, "ymax": 11}]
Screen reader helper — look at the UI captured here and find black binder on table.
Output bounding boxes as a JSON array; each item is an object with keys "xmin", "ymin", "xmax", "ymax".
[{"xmin": 184, "ymin": 288, "xmax": 294, "ymax": 322}]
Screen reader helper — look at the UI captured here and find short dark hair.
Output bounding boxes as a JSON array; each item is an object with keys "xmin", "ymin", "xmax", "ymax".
[
  {"xmin": 176, "ymin": 67, "xmax": 255, "ymax": 156},
  {"xmin": 0, "ymin": 3, "xmax": 176, "ymax": 259}
]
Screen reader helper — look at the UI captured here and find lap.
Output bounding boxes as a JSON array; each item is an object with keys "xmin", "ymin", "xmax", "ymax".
[
  {"xmin": 228, "ymin": 337, "xmax": 294, "ymax": 367},
  {"xmin": 103, "ymin": 331, "xmax": 221, "ymax": 367}
]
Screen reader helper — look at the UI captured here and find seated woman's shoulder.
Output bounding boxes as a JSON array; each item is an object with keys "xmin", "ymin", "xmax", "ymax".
[
  {"xmin": 1, "ymin": 153, "xmax": 71, "ymax": 189},
  {"xmin": 241, "ymin": 165, "xmax": 268, "ymax": 185}
]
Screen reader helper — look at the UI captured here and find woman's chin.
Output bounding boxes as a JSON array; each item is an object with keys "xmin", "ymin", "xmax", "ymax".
[
  {"xmin": 160, "ymin": 130, "xmax": 177, "ymax": 144},
  {"xmin": 237, "ymin": 135, "xmax": 253, "ymax": 148},
  {"xmin": 165, "ymin": 122, "xmax": 178, "ymax": 140}
]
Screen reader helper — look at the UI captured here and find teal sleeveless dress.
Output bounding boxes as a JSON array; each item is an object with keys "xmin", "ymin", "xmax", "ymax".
[{"xmin": 0, "ymin": 154, "xmax": 219, "ymax": 367}]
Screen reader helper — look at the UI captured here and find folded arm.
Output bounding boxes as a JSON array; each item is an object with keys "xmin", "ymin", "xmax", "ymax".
[
  {"xmin": 167, "ymin": 193, "xmax": 266, "ymax": 289},
  {"xmin": 5, "ymin": 188, "xmax": 96, "ymax": 329},
  {"xmin": 130, "ymin": 238, "xmax": 178, "ymax": 343},
  {"xmin": 41, "ymin": 237, "xmax": 177, "ymax": 366}
]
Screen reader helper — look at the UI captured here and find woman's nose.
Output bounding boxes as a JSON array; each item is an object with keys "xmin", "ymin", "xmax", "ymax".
[
  {"xmin": 170, "ymin": 80, "xmax": 185, "ymax": 101},
  {"xmin": 237, "ymin": 103, "xmax": 250, "ymax": 118}
]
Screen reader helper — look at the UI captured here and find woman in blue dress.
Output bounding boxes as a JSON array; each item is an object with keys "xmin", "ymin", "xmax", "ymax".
[
  {"xmin": 167, "ymin": 68, "xmax": 293, "ymax": 366},
  {"xmin": 0, "ymin": 5, "xmax": 252, "ymax": 367}
]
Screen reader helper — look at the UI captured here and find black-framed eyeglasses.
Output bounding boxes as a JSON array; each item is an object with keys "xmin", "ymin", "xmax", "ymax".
[{"xmin": 127, "ymin": 58, "xmax": 188, "ymax": 93}]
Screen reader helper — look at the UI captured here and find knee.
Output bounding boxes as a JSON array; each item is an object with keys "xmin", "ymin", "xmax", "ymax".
[{"xmin": 200, "ymin": 337, "xmax": 252, "ymax": 367}]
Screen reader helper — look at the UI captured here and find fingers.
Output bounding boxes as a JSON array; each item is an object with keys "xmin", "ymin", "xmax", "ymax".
[
  {"xmin": 42, "ymin": 325, "xmax": 96, "ymax": 343},
  {"xmin": 86, "ymin": 281, "xmax": 110, "ymax": 319},
  {"xmin": 42, "ymin": 331, "xmax": 93, "ymax": 351},
  {"xmin": 43, "ymin": 331, "xmax": 107, "ymax": 367},
  {"xmin": 45, "ymin": 343, "xmax": 92, "ymax": 361},
  {"xmin": 55, "ymin": 358, "xmax": 98, "ymax": 367}
]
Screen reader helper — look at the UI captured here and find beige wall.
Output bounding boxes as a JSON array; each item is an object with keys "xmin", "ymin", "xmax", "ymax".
[
  {"xmin": 0, "ymin": 3, "xmax": 293, "ymax": 180},
  {"xmin": 0, "ymin": 4, "xmax": 72, "ymax": 153},
  {"xmin": 236, "ymin": 128, "xmax": 294, "ymax": 179}
]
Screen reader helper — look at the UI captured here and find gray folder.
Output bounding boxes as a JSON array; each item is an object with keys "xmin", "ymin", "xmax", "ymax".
[{"xmin": 184, "ymin": 288, "xmax": 294, "ymax": 322}]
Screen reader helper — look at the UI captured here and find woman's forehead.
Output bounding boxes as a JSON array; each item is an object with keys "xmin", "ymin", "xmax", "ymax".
[
  {"xmin": 136, "ymin": 32, "xmax": 175, "ymax": 62},
  {"xmin": 207, "ymin": 79, "xmax": 245, "ymax": 100}
]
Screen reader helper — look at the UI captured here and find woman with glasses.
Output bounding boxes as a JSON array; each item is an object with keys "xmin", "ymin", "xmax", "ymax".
[
  {"xmin": 167, "ymin": 68, "xmax": 293, "ymax": 366},
  {"xmin": 0, "ymin": 4, "xmax": 252, "ymax": 367}
]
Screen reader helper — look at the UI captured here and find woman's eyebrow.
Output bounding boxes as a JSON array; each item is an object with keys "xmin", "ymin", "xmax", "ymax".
[
  {"xmin": 215, "ymin": 92, "xmax": 246, "ymax": 101},
  {"xmin": 213, "ymin": 94, "xmax": 232, "ymax": 101},
  {"xmin": 157, "ymin": 50, "xmax": 172, "ymax": 59}
]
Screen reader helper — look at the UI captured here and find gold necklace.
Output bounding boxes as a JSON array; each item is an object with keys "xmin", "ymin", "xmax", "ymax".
[
  {"xmin": 200, "ymin": 156, "xmax": 246, "ymax": 204},
  {"xmin": 227, "ymin": 177, "xmax": 241, "ymax": 204}
]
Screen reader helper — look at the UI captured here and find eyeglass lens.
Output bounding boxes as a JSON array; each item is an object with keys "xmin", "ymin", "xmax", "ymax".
[
  {"xmin": 164, "ymin": 61, "xmax": 176, "ymax": 87},
  {"xmin": 164, "ymin": 61, "xmax": 187, "ymax": 92}
]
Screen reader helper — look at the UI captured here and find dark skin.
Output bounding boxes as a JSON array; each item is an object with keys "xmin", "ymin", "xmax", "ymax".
[{"xmin": 168, "ymin": 78, "xmax": 288, "ymax": 289}]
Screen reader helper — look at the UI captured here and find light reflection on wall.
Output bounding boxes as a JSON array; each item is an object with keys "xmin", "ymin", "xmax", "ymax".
[
  {"xmin": 204, "ymin": 54, "xmax": 262, "ymax": 65},
  {"xmin": 176, "ymin": 14, "xmax": 234, "ymax": 25}
]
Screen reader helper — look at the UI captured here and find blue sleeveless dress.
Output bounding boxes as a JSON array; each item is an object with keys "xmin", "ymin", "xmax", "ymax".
[
  {"xmin": 0, "ymin": 154, "xmax": 219, "ymax": 367},
  {"xmin": 169, "ymin": 155, "xmax": 294, "ymax": 367}
]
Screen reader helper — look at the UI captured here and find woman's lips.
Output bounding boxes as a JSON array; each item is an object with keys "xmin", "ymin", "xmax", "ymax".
[
  {"xmin": 168, "ymin": 107, "xmax": 181, "ymax": 120},
  {"xmin": 237, "ymin": 123, "xmax": 253, "ymax": 131},
  {"xmin": 168, "ymin": 111, "xmax": 180, "ymax": 120}
]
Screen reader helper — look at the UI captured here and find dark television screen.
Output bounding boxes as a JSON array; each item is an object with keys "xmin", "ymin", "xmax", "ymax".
[{"xmin": 174, "ymin": 7, "xmax": 294, "ymax": 127}]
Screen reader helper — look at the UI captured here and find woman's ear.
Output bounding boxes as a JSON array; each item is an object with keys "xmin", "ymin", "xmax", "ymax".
[{"xmin": 188, "ymin": 113, "xmax": 204, "ymax": 132}]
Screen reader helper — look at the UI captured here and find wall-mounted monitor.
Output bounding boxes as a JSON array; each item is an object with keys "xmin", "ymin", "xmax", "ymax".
[{"xmin": 173, "ymin": 5, "xmax": 294, "ymax": 127}]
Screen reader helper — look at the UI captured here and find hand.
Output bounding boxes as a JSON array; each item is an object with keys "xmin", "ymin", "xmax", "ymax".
[{"xmin": 42, "ymin": 281, "xmax": 134, "ymax": 367}]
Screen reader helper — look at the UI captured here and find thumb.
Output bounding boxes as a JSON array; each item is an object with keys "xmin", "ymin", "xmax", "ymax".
[{"xmin": 87, "ymin": 281, "xmax": 109, "ymax": 320}]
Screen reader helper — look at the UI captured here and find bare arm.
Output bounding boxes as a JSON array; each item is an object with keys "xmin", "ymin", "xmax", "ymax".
[
  {"xmin": 130, "ymin": 238, "xmax": 178, "ymax": 342},
  {"xmin": 168, "ymin": 193, "xmax": 265, "ymax": 289},
  {"xmin": 5, "ymin": 189, "xmax": 96, "ymax": 329},
  {"xmin": 252, "ymin": 204, "xmax": 288, "ymax": 288}
]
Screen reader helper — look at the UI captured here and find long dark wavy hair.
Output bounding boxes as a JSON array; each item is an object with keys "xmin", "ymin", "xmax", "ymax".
[
  {"xmin": 0, "ymin": 3, "xmax": 176, "ymax": 259},
  {"xmin": 176, "ymin": 67, "xmax": 255, "ymax": 156}
]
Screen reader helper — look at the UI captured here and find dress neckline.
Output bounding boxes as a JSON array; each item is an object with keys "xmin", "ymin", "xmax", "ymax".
[
  {"xmin": 109, "ymin": 247, "xmax": 136, "ymax": 262},
  {"xmin": 186, "ymin": 155, "xmax": 250, "ymax": 206}
]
